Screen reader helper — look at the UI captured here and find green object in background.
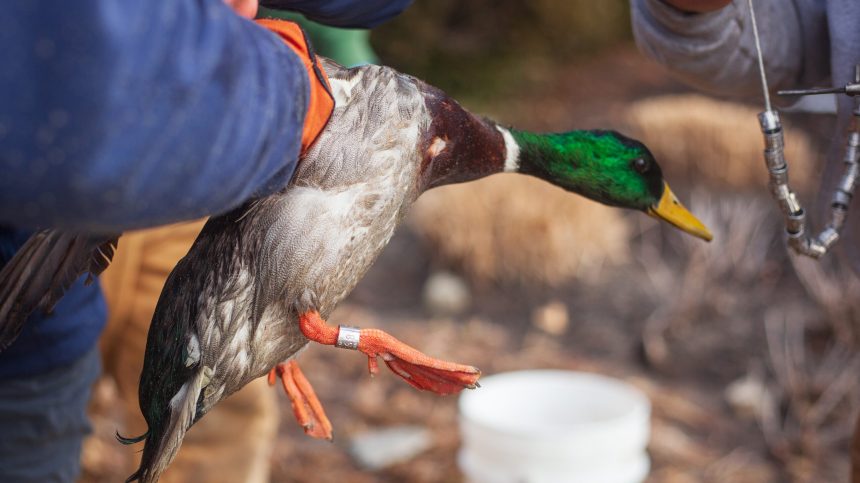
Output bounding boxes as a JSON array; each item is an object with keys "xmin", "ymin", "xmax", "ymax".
[{"xmin": 258, "ymin": 8, "xmax": 378, "ymax": 67}]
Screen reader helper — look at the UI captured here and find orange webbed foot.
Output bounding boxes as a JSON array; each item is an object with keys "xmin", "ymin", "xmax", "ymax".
[
  {"xmin": 298, "ymin": 311, "xmax": 481, "ymax": 396},
  {"xmin": 268, "ymin": 361, "xmax": 333, "ymax": 440},
  {"xmin": 360, "ymin": 328, "xmax": 480, "ymax": 395}
]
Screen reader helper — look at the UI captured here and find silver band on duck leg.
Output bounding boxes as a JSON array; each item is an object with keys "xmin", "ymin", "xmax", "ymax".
[{"xmin": 336, "ymin": 325, "xmax": 361, "ymax": 350}]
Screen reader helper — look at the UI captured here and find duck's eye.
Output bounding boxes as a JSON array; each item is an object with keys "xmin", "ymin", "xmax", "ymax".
[{"xmin": 632, "ymin": 158, "xmax": 649, "ymax": 174}]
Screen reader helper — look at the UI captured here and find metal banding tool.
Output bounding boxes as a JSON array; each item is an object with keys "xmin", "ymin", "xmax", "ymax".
[{"xmin": 748, "ymin": 0, "xmax": 860, "ymax": 259}]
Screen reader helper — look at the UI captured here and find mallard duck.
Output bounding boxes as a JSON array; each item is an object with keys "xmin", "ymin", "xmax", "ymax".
[{"xmin": 115, "ymin": 57, "xmax": 711, "ymax": 482}]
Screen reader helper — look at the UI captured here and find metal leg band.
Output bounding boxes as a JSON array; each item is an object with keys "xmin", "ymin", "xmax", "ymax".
[{"xmin": 336, "ymin": 325, "xmax": 361, "ymax": 350}]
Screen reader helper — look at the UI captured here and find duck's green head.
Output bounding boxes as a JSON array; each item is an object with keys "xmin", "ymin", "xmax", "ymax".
[{"xmin": 509, "ymin": 129, "xmax": 712, "ymax": 241}]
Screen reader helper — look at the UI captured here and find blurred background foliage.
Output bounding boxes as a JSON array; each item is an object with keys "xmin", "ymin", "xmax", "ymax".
[{"xmin": 373, "ymin": 0, "xmax": 632, "ymax": 102}]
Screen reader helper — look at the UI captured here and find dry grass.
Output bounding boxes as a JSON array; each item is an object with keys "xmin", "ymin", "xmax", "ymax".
[
  {"xmin": 758, "ymin": 308, "xmax": 858, "ymax": 481},
  {"xmin": 409, "ymin": 174, "xmax": 632, "ymax": 285},
  {"xmin": 623, "ymin": 94, "xmax": 817, "ymax": 192},
  {"xmin": 629, "ymin": 185, "xmax": 860, "ymax": 481},
  {"xmin": 635, "ymin": 192, "xmax": 781, "ymax": 369}
]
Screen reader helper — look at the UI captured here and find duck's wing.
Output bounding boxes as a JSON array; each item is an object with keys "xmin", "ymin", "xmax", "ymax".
[{"xmin": 0, "ymin": 230, "xmax": 118, "ymax": 351}]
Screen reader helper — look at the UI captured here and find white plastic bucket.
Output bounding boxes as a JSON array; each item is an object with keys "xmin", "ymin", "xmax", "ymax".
[{"xmin": 458, "ymin": 370, "xmax": 650, "ymax": 483}]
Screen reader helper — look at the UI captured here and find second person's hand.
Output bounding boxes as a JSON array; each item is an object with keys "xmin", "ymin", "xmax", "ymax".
[{"xmin": 224, "ymin": 0, "xmax": 259, "ymax": 19}]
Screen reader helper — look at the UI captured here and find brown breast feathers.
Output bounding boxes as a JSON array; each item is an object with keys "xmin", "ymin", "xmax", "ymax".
[{"xmin": 417, "ymin": 84, "xmax": 507, "ymax": 192}]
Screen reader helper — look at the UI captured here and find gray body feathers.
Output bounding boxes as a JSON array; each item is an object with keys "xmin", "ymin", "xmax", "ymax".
[{"xmin": 130, "ymin": 59, "xmax": 430, "ymax": 482}]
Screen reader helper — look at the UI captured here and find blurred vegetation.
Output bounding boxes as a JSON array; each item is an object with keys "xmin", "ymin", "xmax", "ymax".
[{"xmin": 372, "ymin": 0, "xmax": 632, "ymax": 102}]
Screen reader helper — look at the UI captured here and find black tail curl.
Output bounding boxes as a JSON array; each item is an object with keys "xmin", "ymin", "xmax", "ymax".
[{"xmin": 115, "ymin": 429, "xmax": 149, "ymax": 445}]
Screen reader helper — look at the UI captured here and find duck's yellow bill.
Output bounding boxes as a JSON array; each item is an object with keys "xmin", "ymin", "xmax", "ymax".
[{"xmin": 647, "ymin": 183, "xmax": 713, "ymax": 242}]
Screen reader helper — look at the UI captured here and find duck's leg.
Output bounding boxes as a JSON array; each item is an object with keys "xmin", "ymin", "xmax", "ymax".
[
  {"xmin": 298, "ymin": 310, "xmax": 480, "ymax": 395},
  {"xmin": 267, "ymin": 360, "xmax": 333, "ymax": 440}
]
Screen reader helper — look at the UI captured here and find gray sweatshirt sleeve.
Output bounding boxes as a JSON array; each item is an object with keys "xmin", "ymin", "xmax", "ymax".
[{"xmin": 631, "ymin": 0, "xmax": 829, "ymax": 100}]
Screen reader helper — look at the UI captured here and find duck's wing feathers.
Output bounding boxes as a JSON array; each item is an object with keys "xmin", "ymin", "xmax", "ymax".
[{"xmin": 0, "ymin": 230, "xmax": 118, "ymax": 351}]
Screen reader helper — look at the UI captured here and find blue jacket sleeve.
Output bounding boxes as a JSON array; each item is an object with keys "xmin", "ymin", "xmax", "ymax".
[
  {"xmin": 260, "ymin": 0, "xmax": 413, "ymax": 28},
  {"xmin": 0, "ymin": 0, "xmax": 313, "ymax": 232}
]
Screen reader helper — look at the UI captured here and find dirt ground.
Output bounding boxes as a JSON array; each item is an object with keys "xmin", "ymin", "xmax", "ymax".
[{"xmin": 82, "ymin": 45, "xmax": 859, "ymax": 483}]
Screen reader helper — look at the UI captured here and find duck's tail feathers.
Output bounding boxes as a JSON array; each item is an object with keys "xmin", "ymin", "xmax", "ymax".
[
  {"xmin": 125, "ymin": 367, "xmax": 207, "ymax": 483},
  {"xmin": 115, "ymin": 430, "xmax": 149, "ymax": 445},
  {"xmin": 0, "ymin": 230, "xmax": 118, "ymax": 351}
]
